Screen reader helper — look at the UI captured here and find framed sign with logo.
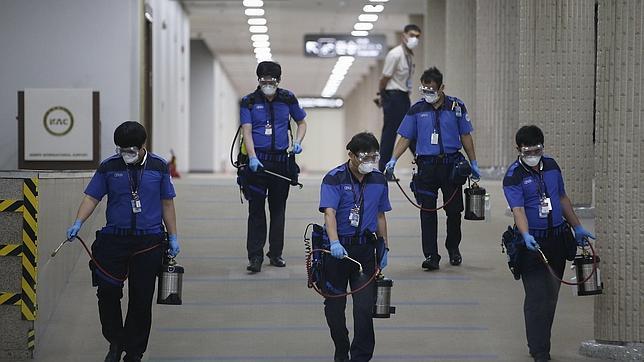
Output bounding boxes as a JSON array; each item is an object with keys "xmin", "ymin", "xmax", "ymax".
[{"xmin": 18, "ymin": 89, "xmax": 100, "ymax": 169}]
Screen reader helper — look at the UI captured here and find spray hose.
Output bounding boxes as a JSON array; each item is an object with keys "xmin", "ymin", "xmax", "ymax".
[
  {"xmin": 303, "ymin": 224, "xmax": 380, "ymax": 299},
  {"xmin": 51, "ymin": 235, "xmax": 162, "ymax": 283},
  {"xmin": 536, "ymin": 238, "xmax": 598, "ymax": 286},
  {"xmin": 390, "ymin": 171, "xmax": 460, "ymax": 212}
]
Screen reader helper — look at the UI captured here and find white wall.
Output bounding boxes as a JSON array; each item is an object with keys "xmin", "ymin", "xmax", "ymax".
[
  {"xmin": 297, "ymin": 108, "xmax": 346, "ymax": 173},
  {"xmin": 0, "ymin": 0, "xmax": 141, "ymax": 170},
  {"xmin": 189, "ymin": 40, "xmax": 215, "ymax": 172},
  {"xmin": 213, "ymin": 59, "xmax": 240, "ymax": 173},
  {"xmin": 148, "ymin": 0, "xmax": 190, "ymax": 171}
]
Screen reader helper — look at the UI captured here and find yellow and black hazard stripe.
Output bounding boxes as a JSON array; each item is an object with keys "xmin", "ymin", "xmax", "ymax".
[
  {"xmin": 27, "ymin": 328, "xmax": 35, "ymax": 351},
  {"xmin": 0, "ymin": 244, "xmax": 22, "ymax": 256},
  {"xmin": 0, "ymin": 199, "xmax": 24, "ymax": 212},
  {"xmin": 0, "ymin": 292, "xmax": 22, "ymax": 305},
  {"xmin": 21, "ymin": 178, "xmax": 38, "ymax": 321}
]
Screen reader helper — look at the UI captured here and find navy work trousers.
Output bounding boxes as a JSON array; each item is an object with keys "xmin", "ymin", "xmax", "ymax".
[
  {"xmin": 519, "ymin": 232, "xmax": 567, "ymax": 360},
  {"xmin": 323, "ymin": 244, "xmax": 376, "ymax": 362},
  {"xmin": 245, "ymin": 159, "xmax": 291, "ymax": 261},
  {"xmin": 90, "ymin": 232, "xmax": 164, "ymax": 360},
  {"xmin": 416, "ymin": 161, "xmax": 464, "ymax": 258},
  {"xmin": 379, "ymin": 90, "xmax": 415, "ymax": 171}
]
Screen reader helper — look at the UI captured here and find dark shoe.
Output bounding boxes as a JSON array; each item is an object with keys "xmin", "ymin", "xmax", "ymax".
[
  {"xmin": 123, "ymin": 355, "xmax": 142, "ymax": 362},
  {"xmin": 247, "ymin": 257, "xmax": 262, "ymax": 273},
  {"xmin": 104, "ymin": 344, "xmax": 123, "ymax": 362},
  {"xmin": 422, "ymin": 255, "xmax": 440, "ymax": 270},
  {"xmin": 269, "ymin": 256, "xmax": 286, "ymax": 267},
  {"xmin": 448, "ymin": 249, "xmax": 462, "ymax": 266},
  {"xmin": 334, "ymin": 359, "xmax": 349, "ymax": 362}
]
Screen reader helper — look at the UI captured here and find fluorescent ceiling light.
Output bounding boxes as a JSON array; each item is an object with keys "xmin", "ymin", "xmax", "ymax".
[
  {"xmin": 245, "ymin": 8, "xmax": 265, "ymax": 16},
  {"xmin": 369, "ymin": 0, "xmax": 389, "ymax": 2},
  {"xmin": 251, "ymin": 34, "xmax": 269, "ymax": 42},
  {"xmin": 363, "ymin": 5, "xmax": 384, "ymax": 13},
  {"xmin": 249, "ymin": 25, "xmax": 268, "ymax": 33},
  {"xmin": 358, "ymin": 14, "xmax": 378, "ymax": 22},
  {"xmin": 351, "ymin": 30, "xmax": 369, "ymax": 36},
  {"xmin": 254, "ymin": 47, "xmax": 271, "ymax": 54},
  {"xmin": 354, "ymin": 22, "xmax": 374, "ymax": 31},
  {"xmin": 243, "ymin": 0, "xmax": 263, "ymax": 7},
  {"xmin": 247, "ymin": 18, "xmax": 267, "ymax": 25},
  {"xmin": 253, "ymin": 41, "xmax": 270, "ymax": 47}
]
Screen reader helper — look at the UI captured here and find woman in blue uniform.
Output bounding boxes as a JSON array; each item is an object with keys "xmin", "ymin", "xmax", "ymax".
[
  {"xmin": 66, "ymin": 121, "xmax": 179, "ymax": 362},
  {"xmin": 502, "ymin": 125, "xmax": 594, "ymax": 362},
  {"xmin": 319, "ymin": 132, "xmax": 391, "ymax": 362}
]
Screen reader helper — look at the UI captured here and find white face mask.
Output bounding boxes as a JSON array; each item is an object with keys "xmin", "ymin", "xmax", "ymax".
[
  {"xmin": 424, "ymin": 92, "xmax": 439, "ymax": 104},
  {"xmin": 522, "ymin": 155, "xmax": 541, "ymax": 167},
  {"xmin": 261, "ymin": 84, "xmax": 277, "ymax": 96},
  {"xmin": 405, "ymin": 36, "xmax": 419, "ymax": 49},
  {"xmin": 358, "ymin": 162, "xmax": 378, "ymax": 175},
  {"xmin": 122, "ymin": 153, "xmax": 139, "ymax": 164}
]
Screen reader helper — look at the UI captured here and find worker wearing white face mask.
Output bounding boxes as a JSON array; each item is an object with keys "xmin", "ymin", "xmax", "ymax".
[
  {"xmin": 376, "ymin": 24, "xmax": 422, "ymax": 180},
  {"xmin": 239, "ymin": 61, "xmax": 308, "ymax": 273}
]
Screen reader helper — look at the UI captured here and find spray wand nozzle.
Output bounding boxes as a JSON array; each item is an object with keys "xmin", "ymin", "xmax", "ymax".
[
  {"xmin": 51, "ymin": 237, "xmax": 74, "ymax": 258},
  {"xmin": 536, "ymin": 246, "xmax": 548, "ymax": 264},
  {"xmin": 319, "ymin": 249, "xmax": 363, "ymax": 273}
]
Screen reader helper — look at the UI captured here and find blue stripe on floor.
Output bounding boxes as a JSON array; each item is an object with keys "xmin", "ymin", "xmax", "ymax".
[
  {"xmin": 179, "ymin": 254, "xmax": 441, "ymax": 260},
  {"xmin": 181, "ymin": 300, "xmax": 478, "ymax": 307},
  {"xmin": 156, "ymin": 325, "xmax": 488, "ymax": 333},
  {"xmin": 183, "ymin": 275, "xmax": 470, "ymax": 282},
  {"xmin": 183, "ymin": 235, "xmax": 427, "ymax": 241},
  {"xmin": 149, "ymin": 354, "xmax": 499, "ymax": 361},
  {"xmin": 181, "ymin": 215, "xmax": 422, "ymax": 221}
]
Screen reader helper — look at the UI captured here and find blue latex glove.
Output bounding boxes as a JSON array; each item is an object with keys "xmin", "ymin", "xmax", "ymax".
[
  {"xmin": 521, "ymin": 232, "xmax": 539, "ymax": 251},
  {"xmin": 380, "ymin": 248, "xmax": 389, "ymax": 270},
  {"xmin": 248, "ymin": 156, "xmax": 263, "ymax": 172},
  {"xmin": 168, "ymin": 234, "xmax": 180, "ymax": 258},
  {"xmin": 292, "ymin": 142, "xmax": 303, "ymax": 154},
  {"xmin": 66, "ymin": 220, "xmax": 83, "ymax": 239},
  {"xmin": 470, "ymin": 160, "xmax": 481, "ymax": 179},
  {"xmin": 329, "ymin": 240, "xmax": 347, "ymax": 259},
  {"xmin": 573, "ymin": 225, "xmax": 595, "ymax": 246},
  {"xmin": 384, "ymin": 158, "xmax": 397, "ymax": 175}
]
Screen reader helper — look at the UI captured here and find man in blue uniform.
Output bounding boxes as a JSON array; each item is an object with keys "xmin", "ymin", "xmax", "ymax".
[
  {"xmin": 240, "ymin": 61, "xmax": 307, "ymax": 272},
  {"xmin": 502, "ymin": 125, "xmax": 594, "ymax": 362},
  {"xmin": 385, "ymin": 67, "xmax": 480, "ymax": 270},
  {"xmin": 319, "ymin": 132, "xmax": 391, "ymax": 362},
  {"xmin": 66, "ymin": 121, "xmax": 179, "ymax": 362}
]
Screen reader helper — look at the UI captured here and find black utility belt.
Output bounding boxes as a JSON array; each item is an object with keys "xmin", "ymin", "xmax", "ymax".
[
  {"xmin": 529, "ymin": 223, "xmax": 569, "ymax": 239},
  {"xmin": 256, "ymin": 151, "xmax": 288, "ymax": 162},
  {"xmin": 339, "ymin": 233, "xmax": 377, "ymax": 246},
  {"xmin": 417, "ymin": 152, "xmax": 462, "ymax": 165},
  {"xmin": 100, "ymin": 228, "xmax": 165, "ymax": 237},
  {"xmin": 383, "ymin": 89, "xmax": 409, "ymax": 94}
]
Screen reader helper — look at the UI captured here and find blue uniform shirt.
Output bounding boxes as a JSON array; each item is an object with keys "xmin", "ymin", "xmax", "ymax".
[
  {"xmin": 397, "ymin": 95, "xmax": 473, "ymax": 156},
  {"xmin": 85, "ymin": 152, "xmax": 176, "ymax": 233},
  {"xmin": 240, "ymin": 88, "xmax": 306, "ymax": 152},
  {"xmin": 319, "ymin": 163, "xmax": 392, "ymax": 237},
  {"xmin": 502, "ymin": 156, "xmax": 567, "ymax": 230}
]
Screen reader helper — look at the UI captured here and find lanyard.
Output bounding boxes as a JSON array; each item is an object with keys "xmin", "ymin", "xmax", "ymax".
[
  {"xmin": 346, "ymin": 163, "xmax": 366, "ymax": 207},
  {"xmin": 520, "ymin": 158, "xmax": 547, "ymax": 199},
  {"xmin": 126, "ymin": 157, "xmax": 147, "ymax": 196},
  {"xmin": 433, "ymin": 108, "xmax": 445, "ymax": 154}
]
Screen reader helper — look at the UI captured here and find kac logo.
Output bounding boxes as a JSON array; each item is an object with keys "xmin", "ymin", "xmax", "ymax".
[{"xmin": 43, "ymin": 106, "xmax": 74, "ymax": 136}]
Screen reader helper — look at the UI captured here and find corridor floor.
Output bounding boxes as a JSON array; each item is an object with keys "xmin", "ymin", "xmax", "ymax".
[{"xmin": 33, "ymin": 174, "xmax": 597, "ymax": 362}]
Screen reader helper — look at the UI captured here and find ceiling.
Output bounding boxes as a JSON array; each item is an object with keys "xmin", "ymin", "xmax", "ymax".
[{"xmin": 182, "ymin": 0, "xmax": 425, "ymax": 98}]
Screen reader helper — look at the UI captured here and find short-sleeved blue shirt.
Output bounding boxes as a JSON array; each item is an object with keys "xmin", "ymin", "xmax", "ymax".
[
  {"xmin": 85, "ymin": 152, "xmax": 176, "ymax": 233},
  {"xmin": 397, "ymin": 95, "xmax": 473, "ymax": 156},
  {"xmin": 319, "ymin": 163, "xmax": 392, "ymax": 237},
  {"xmin": 502, "ymin": 156, "xmax": 567, "ymax": 230},
  {"xmin": 240, "ymin": 88, "xmax": 306, "ymax": 152}
]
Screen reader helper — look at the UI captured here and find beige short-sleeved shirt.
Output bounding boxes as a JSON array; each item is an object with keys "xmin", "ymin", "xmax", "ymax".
[{"xmin": 382, "ymin": 44, "xmax": 414, "ymax": 92}]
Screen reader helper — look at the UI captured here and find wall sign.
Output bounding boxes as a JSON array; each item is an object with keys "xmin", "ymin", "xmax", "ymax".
[{"xmin": 304, "ymin": 34, "xmax": 386, "ymax": 58}]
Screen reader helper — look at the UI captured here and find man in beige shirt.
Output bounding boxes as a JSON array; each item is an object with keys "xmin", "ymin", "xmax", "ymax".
[{"xmin": 377, "ymin": 24, "xmax": 421, "ymax": 180}]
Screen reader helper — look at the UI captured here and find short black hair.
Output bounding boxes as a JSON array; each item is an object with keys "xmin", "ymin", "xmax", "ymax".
[
  {"xmin": 114, "ymin": 121, "xmax": 147, "ymax": 148},
  {"xmin": 346, "ymin": 132, "xmax": 380, "ymax": 154},
  {"xmin": 515, "ymin": 125, "xmax": 544, "ymax": 147},
  {"xmin": 404, "ymin": 24, "xmax": 421, "ymax": 34},
  {"xmin": 256, "ymin": 61, "xmax": 281, "ymax": 80},
  {"xmin": 420, "ymin": 67, "xmax": 443, "ymax": 87}
]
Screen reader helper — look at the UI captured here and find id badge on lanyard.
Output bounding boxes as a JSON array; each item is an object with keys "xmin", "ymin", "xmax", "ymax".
[
  {"xmin": 131, "ymin": 192, "xmax": 142, "ymax": 214},
  {"xmin": 349, "ymin": 206, "xmax": 360, "ymax": 227},
  {"xmin": 265, "ymin": 122, "xmax": 273, "ymax": 135}
]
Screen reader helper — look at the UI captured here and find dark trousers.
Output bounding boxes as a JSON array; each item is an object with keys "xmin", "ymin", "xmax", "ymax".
[
  {"xmin": 519, "ymin": 234, "xmax": 567, "ymax": 359},
  {"xmin": 379, "ymin": 90, "xmax": 415, "ymax": 171},
  {"xmin": 245, "ymin": 160, "xmax": 290, "ymax": 260},
  {"xmin": 323, "ymin": 244, "xmax": 376, "ymax": 362},
  {"xmin": 416, "ymin": 162, "xmax": 464, "ymax": 258},
  {"xmin": 90, "ymin": 232, "xmax": 164, "ymax": 359}
]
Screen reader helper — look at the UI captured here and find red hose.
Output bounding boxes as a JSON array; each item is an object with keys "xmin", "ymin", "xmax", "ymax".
[
  {"xmin": 393, "ymin": 177, "xmax": 459, "ymax": 212},
  {"xmin": 306, "ymin": 248, "xmax": 380, "ymax": 299},
  {"xmin": 69, "ymin": 235, "xmax": 161, "ymax": 283},
  {"xmin": 537, "ymin": 240, "xmax": 599, "ymax": 286}
]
